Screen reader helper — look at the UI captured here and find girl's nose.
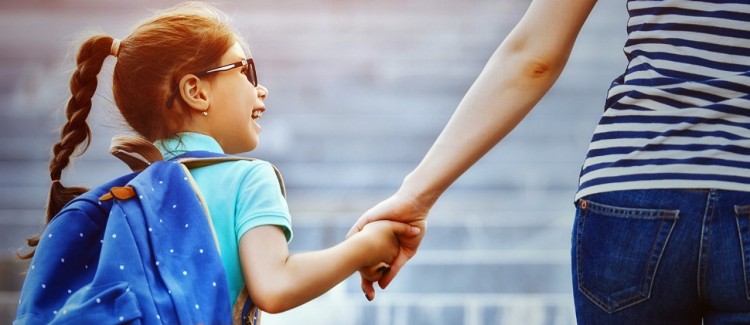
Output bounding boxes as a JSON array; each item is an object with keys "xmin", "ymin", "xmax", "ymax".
[{"xmin": 257, "ymin": 84, "xmax": 268, "ymax": 100}]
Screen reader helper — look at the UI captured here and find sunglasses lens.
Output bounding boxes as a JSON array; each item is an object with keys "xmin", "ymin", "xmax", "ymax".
[{"xmin": 246, "ymin": 61, "xmax": 257, "ymax": 87}]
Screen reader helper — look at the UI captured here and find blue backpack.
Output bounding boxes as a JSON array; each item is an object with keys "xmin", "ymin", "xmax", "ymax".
[{"xmin": 14, "ymin": 150, "xmax": 280, "ymax": 324}]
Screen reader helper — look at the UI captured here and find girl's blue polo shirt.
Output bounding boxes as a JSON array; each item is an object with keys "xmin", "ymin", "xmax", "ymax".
[{"xmin": 155, "ymin": 132, "xmax": 293, "ymax": 304}]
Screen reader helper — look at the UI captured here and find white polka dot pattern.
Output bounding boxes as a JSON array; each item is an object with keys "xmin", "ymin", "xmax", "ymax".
[{"xmin": 14, "ymin": 156, "xmax": 242, "ymax": 324}]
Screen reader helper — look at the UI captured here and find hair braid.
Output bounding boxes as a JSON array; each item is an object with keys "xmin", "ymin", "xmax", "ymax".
[
  {"xmin": 20, "ymin": 2, "xmax": 241, "ymax": 259},
  {"xmin": 19, "ymin": 35, "xmax": 113, "ymax": 259}
]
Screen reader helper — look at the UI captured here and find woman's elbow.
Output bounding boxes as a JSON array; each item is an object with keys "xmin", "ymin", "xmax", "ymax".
[
  {"xmin": 495, "ymin": 39, "xmax": 568, "ymax": 81},
  {"xmin": 524, "ymin": 58, "xmax": 558, "ymax": 79}
]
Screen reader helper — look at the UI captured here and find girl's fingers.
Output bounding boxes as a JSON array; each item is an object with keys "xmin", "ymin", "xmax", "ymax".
[
  {"xmin": 362, "ymin": 262, "xmax": 390, "ymax": 280},
  {"xmin": 378, "ymin": 250, "xmax": 408, "ymax": 289},
  {"xmin": 361, "ymin": 262, "xmax": 390, "ymax": 300},
  {"xmin": 361, "ymin": 277, "xmax": 376, "ymax": 301},
  {"xmin": 346, "ymin": 214, "xmax": 371, "ymax": 239}
]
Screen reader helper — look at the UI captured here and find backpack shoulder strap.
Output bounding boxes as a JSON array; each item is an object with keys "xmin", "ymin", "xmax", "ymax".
[
  {"xmin": 108, "ymin": 137, "xmax": 287, "ymax": 198},
  {"xmin": 109, "ymin": 134, "xmax": 164, "ymax": 172},
  {"xmin": 173, "ymin": 151, "xmax": 286, "ymax": 198}
]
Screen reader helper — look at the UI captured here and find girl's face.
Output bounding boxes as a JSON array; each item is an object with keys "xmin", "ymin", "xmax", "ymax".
[{"xmin": 205, "ymin": 42, "xmax": 268, "ymax": 154}]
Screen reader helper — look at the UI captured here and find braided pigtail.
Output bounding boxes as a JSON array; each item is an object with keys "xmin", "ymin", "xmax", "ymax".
[
  {"xmin": 20, "ymin": 2, "xmax": 240, "ymax": 259},
  {"xmin": 20, "ymin": 35, "xmax": 115, "ymax": 259}
]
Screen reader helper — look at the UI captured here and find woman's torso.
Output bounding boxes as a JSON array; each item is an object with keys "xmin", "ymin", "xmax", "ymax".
[{"xmin": 576, "ymin": 0, "xmax": 750, "ymax": 200}]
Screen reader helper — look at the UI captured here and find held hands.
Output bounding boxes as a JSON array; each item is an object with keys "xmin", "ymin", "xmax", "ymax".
[
  {"xmin": 347, "ymin": 192, "xmax": 430, "ymax": 301},
  {"xmin": 354, "ymin": 220, "xmax": 421, "ymax": 289}
]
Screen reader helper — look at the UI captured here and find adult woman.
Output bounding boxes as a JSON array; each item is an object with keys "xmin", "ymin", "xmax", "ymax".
[{"xmin": 349, "ymin": 0, "xmax": 750, "ymax": 323}]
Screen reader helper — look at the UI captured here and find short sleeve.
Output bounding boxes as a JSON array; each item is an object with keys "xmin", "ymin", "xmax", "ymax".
[{"xmin": 235, "ymin": 162, "xmax": 293, "ymax": 242}]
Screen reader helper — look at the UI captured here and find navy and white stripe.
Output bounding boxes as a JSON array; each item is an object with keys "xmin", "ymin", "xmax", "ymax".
[{"xmin": 576, "ymin": 0, "xmax": 750, "ymax": 200}]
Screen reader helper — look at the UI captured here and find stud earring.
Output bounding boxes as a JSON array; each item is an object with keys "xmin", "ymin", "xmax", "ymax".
[{"xmin": 202, "ymin": 111, "xmax": 208, "ymax": 116}]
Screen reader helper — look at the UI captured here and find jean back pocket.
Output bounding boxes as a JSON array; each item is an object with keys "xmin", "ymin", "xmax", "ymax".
[{"xmin": 575, "ymin": 199, "xmax": 679, "ymax": 313}]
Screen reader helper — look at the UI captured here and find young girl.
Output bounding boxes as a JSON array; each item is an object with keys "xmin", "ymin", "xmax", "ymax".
[{"xmin": 23, "ymin": 1, "xmax": 419, "ymax": 316}]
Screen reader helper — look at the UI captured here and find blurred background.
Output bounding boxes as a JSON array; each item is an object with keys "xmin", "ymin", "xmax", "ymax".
[{"xmin": 0, "ymin": 0, "xmax": 628, "ymax": 324}]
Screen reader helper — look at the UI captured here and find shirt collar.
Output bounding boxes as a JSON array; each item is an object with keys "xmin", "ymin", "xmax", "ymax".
[{"xmin": 155, "ymin": 132, "xmax": 225, "ymax": 160}]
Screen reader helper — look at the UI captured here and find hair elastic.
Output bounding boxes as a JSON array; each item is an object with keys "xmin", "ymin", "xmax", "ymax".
[
  {"xmin": 51, "ymin": 180, "xmax": 61, "ymax": 185},
  {"xmin": 110, "ymin": 38, "xmax": 122, "ymax": 57}
]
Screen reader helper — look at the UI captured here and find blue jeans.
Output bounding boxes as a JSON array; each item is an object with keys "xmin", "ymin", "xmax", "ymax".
[{"xmin": 572, "ymin": 189, "xmax": 750, "ymax": 324}]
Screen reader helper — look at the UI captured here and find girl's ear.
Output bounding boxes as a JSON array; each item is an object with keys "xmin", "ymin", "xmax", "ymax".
[{"xmin": 178, "ymin": 74, "xmax": 210, "ymax": 113}]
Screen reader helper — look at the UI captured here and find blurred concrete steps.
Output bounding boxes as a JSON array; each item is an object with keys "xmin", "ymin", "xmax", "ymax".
[
  {"xmin": 0, "ymin": 256, "xmax": 28, "ymax": 323},
  {"xmin": 0, "ymin": 0, "xmax": 628, "ymax": 323}
]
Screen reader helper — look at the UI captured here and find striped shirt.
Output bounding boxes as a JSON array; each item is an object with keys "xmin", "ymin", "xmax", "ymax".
[{"xmin": 575, "ymin": 0, "xmax": 750, "ymax": 201}]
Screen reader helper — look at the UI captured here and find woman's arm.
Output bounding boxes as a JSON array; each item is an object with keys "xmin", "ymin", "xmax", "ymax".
[
  {"xmin": 239, "ymin": 221, "xmax": 419, "ymax": 313},
  {"xmin": 350, "ymin": 0, "xmax": 599, "ymax": 298},
  {"xmin": 404, "ymin": 0, "xmax": 598, "ymax": 206}
]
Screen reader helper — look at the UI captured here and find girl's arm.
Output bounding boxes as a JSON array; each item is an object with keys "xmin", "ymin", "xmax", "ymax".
[
  {"xmin": 239, "ymin": 221, "xmax": 419, "ymax": 313},
  {"xmin": 349, "ymin": 0, "xmax": 599, "ymax": 297}
]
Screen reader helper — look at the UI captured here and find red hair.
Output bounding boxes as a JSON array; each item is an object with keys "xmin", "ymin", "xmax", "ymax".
[{"xmin": 21, "ymin": 2, "xmax": 242, "ymax": 259}]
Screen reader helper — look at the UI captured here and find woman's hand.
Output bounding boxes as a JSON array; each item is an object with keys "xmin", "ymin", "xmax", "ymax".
[
  {"xmin": 347, "ymin": 191, "xmax": 429, "ymax": 300},
  {"xmin": 355, "ymin": 220, "xmax": 422, "ymax": 268}
]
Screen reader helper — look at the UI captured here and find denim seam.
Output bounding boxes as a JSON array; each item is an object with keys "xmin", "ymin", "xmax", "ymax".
[
  {"xmin": 734, "ymin": 205, "xmax": 750, "ymax": 300},
  {"xmin": 697, "ymin": 190, "xmax": 718, "ymax": 302},
  {"xmin": 641, "ymin": 217, "xmax": 677, "ymax": 301},
  {"xmin": 576, "ymin": 206, "xmax": 589, "ymax": 308},
  {"xmin": 576, "ymin": 200, "xmax": 679, "ymax": 314}
]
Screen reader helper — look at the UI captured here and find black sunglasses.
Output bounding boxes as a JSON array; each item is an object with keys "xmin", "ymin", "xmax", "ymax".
[{"xmin": 166, "ymin": 58, "xmax": 258, "ymax": 108}]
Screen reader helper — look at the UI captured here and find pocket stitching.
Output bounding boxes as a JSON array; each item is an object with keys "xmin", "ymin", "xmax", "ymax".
[
  {"xmin": 576, "ymin": 199, "xmax": 679, "ymax": 313},
  {"xmin": 585, "ymin": 200, "xmax": 679, "ymax": 220}
]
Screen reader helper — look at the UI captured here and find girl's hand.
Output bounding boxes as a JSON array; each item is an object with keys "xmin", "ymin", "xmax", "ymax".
[
  {"xmin": 348, "ymin": 192, "xmax": 429, "ymax": 301},
  {"xmin": 240, "ymin": 220, "xmax": 418, "ymax": 312},
  {"xmin": 360, "ymin": 261, "xmax": 391, "ymax": 283},
  {"xmin": 356, "ymin": 220, "xmax": 422, "ymax": 268}
]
